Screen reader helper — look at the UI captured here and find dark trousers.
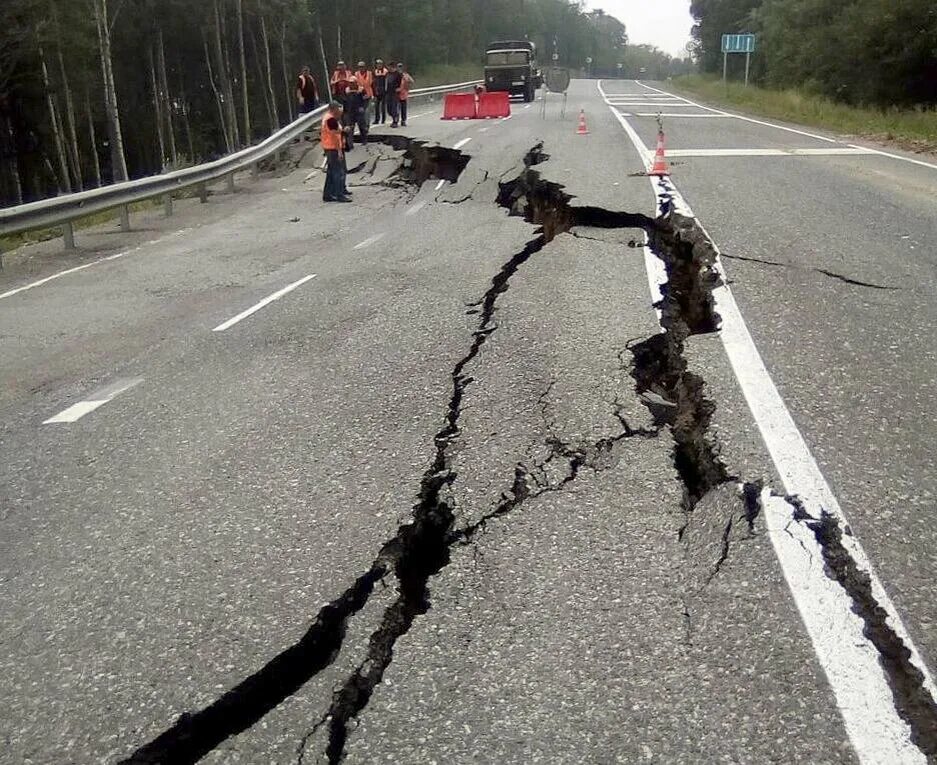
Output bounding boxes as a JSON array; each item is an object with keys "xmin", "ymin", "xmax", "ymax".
[
  {"xmin": 387, "ymin": 96, "xmax": 399, "ymax": 124},
  {"xmin": 373, "ymin": 93, "xmax": 386, "ymax": 123},
  {"xmin": 399, "ymin": 99, "xmax": 408, "ymax": 125},
  {"xmin": 355, "ymin": 100, "xmax": 370, "ymax": 137},
  {"xmin": 323, "ymin": 149, "xmax": 346, "ymax": 201}
]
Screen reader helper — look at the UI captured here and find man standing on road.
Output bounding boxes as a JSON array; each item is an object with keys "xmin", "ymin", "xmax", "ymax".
[
  {"xmin": 343, "ymin": 79, "xmax": 369, "ymax": 149},
  {"xmin": 385, "ymin": 62, "xmax": 401, "ymax": 127},
  {"xmin": 395, "ymin": 62, "xmax": 414, "ymax": 127},
  {"xmin": 354, "ymin": 61, "xmax": 373, "ymax": 124},
  {"xmin": 296, "ymin": 66, "xmax": 319, "ymax": 114},
  {"xmin": 330, "ymin": 60, "xmax": 354, "ymax": 105},
  {"xmin": 321, "ymin": 101, "xmax": 351, "ymax": 203},
  {"xmin": 372, "ymin": 59, "xmax": 388, "ymax": 125}
]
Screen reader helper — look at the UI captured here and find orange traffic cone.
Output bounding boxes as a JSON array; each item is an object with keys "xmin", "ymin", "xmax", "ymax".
[
  {"xmin": 576, "ymin": 110, "xmax": 589, "ymax": 135},
  {"xmin": 649, "ymin": 131, "xmax": 669, "ymax": 176}
]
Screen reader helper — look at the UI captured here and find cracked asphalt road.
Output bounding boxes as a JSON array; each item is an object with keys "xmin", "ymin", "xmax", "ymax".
[{"xmin": 0, "ymin": 79, "xmax": 935, "ymax": 763}]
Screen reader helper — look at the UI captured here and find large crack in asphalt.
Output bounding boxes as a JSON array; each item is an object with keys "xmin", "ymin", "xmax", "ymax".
[
  {"xmin": 777, "ymin": 496, "xmax": 937, "ymax": 757},
  {"xmin": 119, "ymin": 139, "xmax": 834, "ymax": 764}
]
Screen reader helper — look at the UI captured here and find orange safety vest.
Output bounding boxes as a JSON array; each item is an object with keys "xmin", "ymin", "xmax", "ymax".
[
  {"xmin": 320, "ymin": 114, "xmax": 344, "ymax": 153},
  {"xmin": 355, "ymin": 70, "xmax": 374, "ymax": 98},
  {"xmin": 331, "ymin": 69, "xmax": 352, "ymax": 95},
  {"xmin": 398, "ymin": 73, "xmax": 412, "ymax": 101}
]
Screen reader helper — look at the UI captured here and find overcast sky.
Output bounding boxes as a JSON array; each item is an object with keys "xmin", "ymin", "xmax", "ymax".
[{"xmin": 588, "ymin": 0, "xmax": 695, "ymax": 57}]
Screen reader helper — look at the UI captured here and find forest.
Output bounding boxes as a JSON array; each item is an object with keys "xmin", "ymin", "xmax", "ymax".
[
  {"xmin": 0, "ymin": 0, "xmax": 639, "ymax": 207},
  {"xmin": 690, "ymin": 0, "xmax": 937, "ymax": 107}
]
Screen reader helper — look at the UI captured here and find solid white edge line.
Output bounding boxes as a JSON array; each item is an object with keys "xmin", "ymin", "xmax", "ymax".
[
  {"xmin": 657, "ymin": 148, "xmax": 877, "ymax": 158},
  {"xmin": 353, "ymin": 233, "xmax": 385, "ymax": 250},
  {"xmin": 212, "ymin": 274, "xmax": 317, "ymax": 332},
  {"xmin": 605, "ymin": 88, "xmax": 936, "ymax": 764},
  {"xmin": 0, "ymin": 229, "xmax": 189, "ymax": 301},
  {"xmin": 43, "ymin": 377, "xmax": 143, "ymax": 424},
  {"xmin": 637, "ymin": 81, "xmax": 840, "ymax": 143},
  {"xmin": 635, "ymin": 113, "xmax": 733, "ymax": 118},
  {"xmin": 453, "ymin": 137, "xmax": 472, "ymax": 150},
  {"xmin": 847, "ymin": 143, "xmax": 937, "ymax": 172}
]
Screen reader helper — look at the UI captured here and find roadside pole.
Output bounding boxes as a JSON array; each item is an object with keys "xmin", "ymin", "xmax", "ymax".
[
  {"xmin": 723, "ymin": 50, "xmax": 728, "ymax": 85},
  {"xmin": 745, "ymin": 50, "xmax": 751, "ymax": 86}
]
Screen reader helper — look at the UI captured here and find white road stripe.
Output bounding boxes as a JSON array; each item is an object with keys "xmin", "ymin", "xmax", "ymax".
[
  {"xmin": 0, "ymin": 229, "xmax": 189, "ymax": 301},
  {"xmin": 603, "ymin": 83, "xmax": 937, "ymax": 764},
  {"xmin": 500, "ymin": 115, "xmax": 513, "ymax": 122},
  {"xmin": 404, "ymin": 200, "xmax": 427, "ymax": 217},
  {"xmin": 657, "ymin": 147, "xmax": 877, "ymax": 157},
  {"xmin": 478, "ymin": 127, "xmax": 490, "ymax": 132},
  {"xmin": 434, "ymin": 179, "xmax": 446, "ymax": 191},
  {"xmin": 43, "ymin": 377, "xmax": 143, "ymax": 424},
  {"xmin": 523, "ymin": 104, "xmax": 532, "ymax": 109},
  {"xmin": 606, "ymin": 101, "xmax": 698, "ymax": 107},
  {"xmin": 453, "ymin": 137, "xmax": 472, "ymax": 149},
  {"xmin": 353, "ymin": 233, "xmax": 385, "ymax": 250},
  {"xmin": 635, "ymin": 81, "xmax": 840, "ymax": 144},
  {"xmin": 847, "ymin": 143, "xmax": 937, "ymax": 172},
  {"xmin": 635, "ymin": 113, "xmax": 732, "ymax": 118},
  {"xmin": 212, "ymin": 274, "xmax": 317, "ymax": 332}
]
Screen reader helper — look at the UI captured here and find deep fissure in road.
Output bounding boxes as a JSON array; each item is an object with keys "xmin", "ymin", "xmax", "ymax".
[
  {"xmin": 782, "ymin": 500, "xmax": 937, "ymax": 757},
  {"xmin": 121, "ymin": 141, "xmax": 741, "ymax": 765}
]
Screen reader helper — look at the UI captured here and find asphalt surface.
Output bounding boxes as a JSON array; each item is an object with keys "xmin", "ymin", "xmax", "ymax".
[{"xmin": 0, "ymin": 79, "xmax": 934, "ymax": 763}]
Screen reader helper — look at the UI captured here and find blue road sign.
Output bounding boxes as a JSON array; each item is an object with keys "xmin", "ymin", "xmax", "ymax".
[{"xmin": 721, "ymin": 34, "xmax": 756, "ymax": 54}]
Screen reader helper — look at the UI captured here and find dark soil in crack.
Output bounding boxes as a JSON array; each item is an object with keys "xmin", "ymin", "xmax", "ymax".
[
  {"xmin": 362, "ymin": 134, "xmax": 470, "ymax": 185},
  {"xmin": 805, "ymin": 511, "xmax": 937, "ymax": 758}
]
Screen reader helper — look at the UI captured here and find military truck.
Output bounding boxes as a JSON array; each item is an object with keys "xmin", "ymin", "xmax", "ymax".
[{"xmin": 484, "ymin": 40, "xmax": 543, "ymax": 102}]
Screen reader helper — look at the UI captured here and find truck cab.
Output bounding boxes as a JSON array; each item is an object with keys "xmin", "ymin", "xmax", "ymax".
[{"xmin": 484, "ymin": 40, "xmax": 542, "ymax": 102}]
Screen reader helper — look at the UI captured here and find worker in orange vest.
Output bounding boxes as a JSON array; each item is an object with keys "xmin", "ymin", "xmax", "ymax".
[
  {"xmin": 321, "ymin": 101, "xmax": 351, "ymax": 203},
  {"xmin": 330, "ymin": 61, "xmax": 354, "ymax": 103},
  {"xmin": 354, "ymin": 60, "xmax": 374, "ymax": 123},
  {"xmin": 372, "ymin": 59, "xmax": 388, "ymax": 125},
  {"xmin": 393, "ymin": 62, "xmax": 414, "ymax": 127}
]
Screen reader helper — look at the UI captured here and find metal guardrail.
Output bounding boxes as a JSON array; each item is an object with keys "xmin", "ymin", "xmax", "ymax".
[{"xmin": 0, "ymin": 79, "xmax": 482, "ymax": 249}]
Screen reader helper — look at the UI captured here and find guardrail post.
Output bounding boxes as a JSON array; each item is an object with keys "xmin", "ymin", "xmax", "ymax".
[
  {"xmin": 63, "ymin": 221, "xmax": 76, "ymax": 250},
  {"xmin": 163, "ymin": 193, "xmax": 173, "ymax": 217},
  {"xmin": 198, "ymin": 182, "xmax": 208, "ymax": 203},
  {"xmin": 227, "ymin": 174, "xmax": 236, "ymax": 193},
  {"xmin": 119, "ymin": 205, "xmax": 130, "ymax": 231},
  {"xmin": 251, "ymin": 162, "xmax": 260, "ymax": 178}
]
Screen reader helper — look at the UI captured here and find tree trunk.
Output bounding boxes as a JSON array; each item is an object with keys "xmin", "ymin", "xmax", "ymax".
[
  {"xmin": 260, "ymin": 17, "xmax": 280, "ymax": 128},
  {"xmin": 279, "ymin": 19, "xmax": 294, "ymax": 122},
  {"xmin": 157, "ymin": 27, "xmax": 177, "ymax": 166},
  {"xmin": 85, "ymin": 88, "xmax": 102, "ymax": 187},
  {"xmin": 235, "ymin": 0, "xmax": 250, "ymax": 144},
  {"xmin": 250, "ymin": 27, "xmax": 277, "ymax": 134},
  {"xmin": 2, "ymin": 113, "xmax": 23, "ymax": 205},
  {"xmin": 214, "ymin": 0, "xmax": 239, "ymax": 148},
  {"xmin": 317, "ymin": 23, "xmax": 331, "ymax": 102},
  {"xmin": 203, "ymin": 30, "xmax": 232, "ymax": 153},
  {"xmin": 94, "ymin": 0, "xmax": 128, "ymax": 182},
  {"xmin": 55, "ymin": 44, "xmax": 83, "ymax": 191},
  {"xmin": 179, "ymin": 79, "xmax": 196, "ymax": 164},
  {"xmin": 50, "ymin": 0, "xmax": 83, "ymax": 191},
  {"xmin": 149, "ymin": 45, "xmax": 167, "ymax": 170},
  {"xmin": 38, "ymin": 43, "xmax": 72, "ymax": 194}
]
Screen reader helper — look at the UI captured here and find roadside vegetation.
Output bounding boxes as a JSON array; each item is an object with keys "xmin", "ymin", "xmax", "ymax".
[{"xmin": 674, "ymin": 75, "xmax": 937, "ymax": 154}]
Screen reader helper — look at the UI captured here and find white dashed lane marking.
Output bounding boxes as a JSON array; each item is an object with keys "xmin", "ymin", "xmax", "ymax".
[
  {"xmin": 212, "ymin": 274, "xmax": 317, "ymax": 332},
  {"xmin": 43, "ymin": 378, "xmax": 143, "ymax": 424},
  {"xmin": 353, "ymin": 233, "xmax": 386, "ymax": 250}
]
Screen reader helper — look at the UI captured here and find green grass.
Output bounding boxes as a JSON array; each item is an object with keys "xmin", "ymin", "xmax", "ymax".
[
  {"xmin": 673, "ymin": 75, "xmax": 937, "ymax": 154},
  {"xmin": 413, "ymin": 63, "xmax": 481, "ymax": 88}
]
